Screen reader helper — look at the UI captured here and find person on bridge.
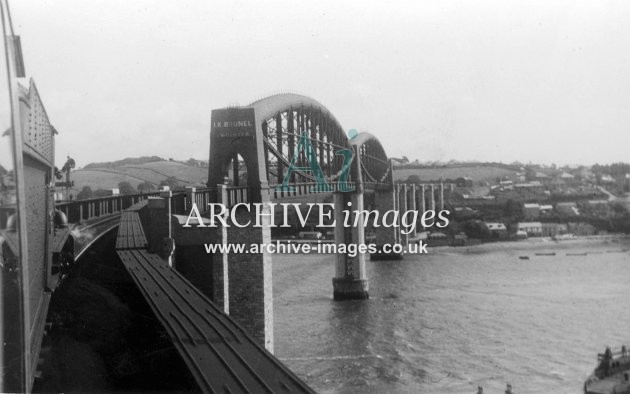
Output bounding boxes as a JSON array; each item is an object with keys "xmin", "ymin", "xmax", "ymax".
[{"xmin": 598, "ymin": 346, "xmax": 613, "ymax": 377}]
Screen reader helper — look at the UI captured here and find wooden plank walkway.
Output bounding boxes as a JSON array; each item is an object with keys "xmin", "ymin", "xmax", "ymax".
[{"xmin": 115, "ymin": 211, "xmax": 148, "ymax": 250}]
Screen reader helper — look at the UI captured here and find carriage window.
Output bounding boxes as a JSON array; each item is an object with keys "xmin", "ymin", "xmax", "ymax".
[
  {"xmin": 0, "ymin": 34, "xmax": 16, "ymax": 233},
  {"xmin": 0, "ymin": 2, "xmax": 20, "ymax": 270}
]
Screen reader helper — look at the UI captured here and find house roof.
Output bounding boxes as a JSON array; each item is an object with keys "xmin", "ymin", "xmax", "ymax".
[
  {"xmin": 518, "ymin": 222, "xmax": 542, "ymax": 228},
  {"xmin": 484, "ymin": 222, "xmax": 507, "ymax": 230}
]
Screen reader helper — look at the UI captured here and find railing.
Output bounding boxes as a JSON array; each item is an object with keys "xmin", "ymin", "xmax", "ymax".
[
  {"xmin": 363, "ymin": 181, "xmax": 394, "ymax": 191},
  {"xmin": 55, "ymin": 192, "xmax": 161, "ymax": 223},
  {"xmin": 597, "ymin": 346, "xmax": 629, "ymax": 361},
  {"xmin": 55, "ymin": 180, "xmax": 395, "ymax": 224},
  {"xmin": 269, "ymin": 181, "xmax": 393, "ymax": 198},
  {"xmin": 56, "ymin": 189, "xmax": 211, "ymax": 223}
]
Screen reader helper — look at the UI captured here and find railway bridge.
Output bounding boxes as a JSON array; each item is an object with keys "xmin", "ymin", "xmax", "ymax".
[
  {"xmin": 55, "ymin": 93, "xmax": 447, "ymax": 347},
  {"xmin": 0, "ymin": 4, "xmax": 446, "ymax": 390},
  {"xmin": 1, "ymin": 89, "xmax": 446, "ymax": 392}
]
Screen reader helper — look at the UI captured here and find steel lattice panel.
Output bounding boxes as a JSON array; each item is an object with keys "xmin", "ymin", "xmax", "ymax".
[
  {"xmin": 19, "ymin": 80, "xmax": 54, "ymax": 165},
  {"xmin": 23, "ymin": 157, "xmax": 49, "ymax": 327}
]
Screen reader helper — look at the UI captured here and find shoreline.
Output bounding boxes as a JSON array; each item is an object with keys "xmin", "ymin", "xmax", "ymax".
[
  {"xmin": 434, "ymin": 234, "xmax": 630, "ymax": 254},
  {"xmin": 268, "ymin": 234, "xmax": 630, "ymax": 256}
]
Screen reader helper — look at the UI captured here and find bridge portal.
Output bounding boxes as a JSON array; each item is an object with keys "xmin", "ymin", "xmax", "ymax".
[{"xmin": 205, "ymin": 95, "xmax": 397, "ymax": 306}]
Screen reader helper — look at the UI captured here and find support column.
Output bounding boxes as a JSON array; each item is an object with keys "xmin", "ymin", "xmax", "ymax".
[
  {"xmin": 371, "ymin": 185, "xmax": 403, "ymax": 260},
  {"xmin": 170, "ymin": 185, "xmax": 228, "ymax": 314},
  {"xmin": 440, "ymin": 182, "xmax": 444, "ymax": 211},
  {"xmin": 225, "ymin": 196, "xmax": 274, "ymax": 351},
  {"xmin": 333, "ymin": 141, "xmax": 370, "ymax": 299},
  {"xmin": 410, "ymin": 184, "xmax": 417, "ymax": 239},
  {"xmin": 145, "ymin": 196, "xmax": 170, "ymax": 257},
  {"xmin": 332, "ymin": 191, "xmax": 369, "ymax": 300},
  {"xmin": 185, "ymin": 186, "xmax": 196, "ymax": 212},
  {"xmin": 208, "ymin": 106, "xmax": 274, "ymax": 352},
  {"xmin": 430, "ymin": 184, "xmax": 436, "ymax": 212},
  {"xmin": 276, "ymin": 113, "xmax": 284, "ymax": 185},
  {"xmin": 394, "ymin": 184, "xmax": 401, "ymax": 245},
  {"xmin": 215, "ymin": 185, "xmax": 229, "ymax": 313},
  {"xmin": 287, "ymin": 109, "xmax": 295, "ymax": 184},
  {"xmin": 420, "ymin": 184, "xmax": 426, "ymax": 215},
  {"xmin": 232, "ymin": 154, "xmax": 239, "ymax": 186},
  {"xmin": 399, "ymin": 184, "xmax": 408, "ymax": 247}
]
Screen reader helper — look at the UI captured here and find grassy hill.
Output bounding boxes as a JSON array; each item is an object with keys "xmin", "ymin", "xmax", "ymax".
[
  {"xmin": 70, "ymin": 169, "xmax": 150, "ymax": 190},
  {"xmin": 126, "ymin": 161, "xmax": 207, "ymax": 184},
  {"xmin": 70, "ymin": 158, "xmax": 522, "ymax": 196},
  {"xmin": 70, "ymin": 159, "xmax": 208, "ymax": 194}
]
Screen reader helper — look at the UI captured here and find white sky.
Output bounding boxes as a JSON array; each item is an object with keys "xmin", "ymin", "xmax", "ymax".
[{"xmin": 8, "ymin": 0, "xmax": 630, "ymax": 167}]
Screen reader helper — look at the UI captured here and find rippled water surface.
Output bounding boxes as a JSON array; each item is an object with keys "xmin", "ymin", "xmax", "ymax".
[{"xmin": 273, "ymin": 238, "xmax": 630, "ymax": 394}]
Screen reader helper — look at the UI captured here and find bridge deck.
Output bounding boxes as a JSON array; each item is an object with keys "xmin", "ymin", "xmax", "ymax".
[
  {"xmin": 115, "ymin": 211, "xmax": 148, "ymax": 250},
  {"xmin": 114, "ymin": 206, "xmax": 313, "ymax": 393}
]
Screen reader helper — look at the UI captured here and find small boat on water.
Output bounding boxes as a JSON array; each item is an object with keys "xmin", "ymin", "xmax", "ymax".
[
  {"xmin": 584, "ymin": 346, "xmax": 630, "ymax": 394},
  {"xmin": 567, "ymin": 252, "xmax": 588, "ymax": 256},
  {"xmin": 518, "ymin": 256, "xmax": 529, "ymax": 260},
  {"xmin": 535, "ymin": 252, "xmax": 556, "ymax": 256}
]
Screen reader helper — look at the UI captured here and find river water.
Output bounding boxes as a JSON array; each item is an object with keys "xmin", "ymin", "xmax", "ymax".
[{"xmin": 273, "ymin": 237, "xmax": 630, "ymax": 394}]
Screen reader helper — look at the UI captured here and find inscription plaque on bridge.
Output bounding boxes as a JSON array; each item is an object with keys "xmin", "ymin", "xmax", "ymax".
[{"xmin": 211, "ymin": 107, "xmax": 256, "ymax": 139}]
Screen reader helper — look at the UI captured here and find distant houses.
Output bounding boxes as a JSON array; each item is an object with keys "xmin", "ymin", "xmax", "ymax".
[
  {"xmin": 559, "ymin": 171, "xmax": 576, "ymax": 184},
  {"xmin": 522, "ymin": 203, "xmax": 540, "ymax": 219},
  {"xmin": 516, "ymin": 222, "xmax": 572, "ymax": 237},
  {"xmin": 539, "ymin": 204, "xmax": 553, "ymax": 216},
  {"xmin": 522, "ymin": 200, "xmax": 589, "ymax": 219},
  {"xmin": 541, "ymin": 222, "xmax": 567, "ymax": 237},
  {"xmin": 483, "ymin": 222, "xmax": 508, "ymax": 239},
  {"xmin": 578, "ymin": 200, "xmax": 611, "ymax": 218},
  {"xmin": 514, "ymin": 181, "xmax": 543, "ymax": 190},
  {"xmin": 556, "ymin": 202, "xmax": 579, "ymax": 216},
  {"xmin": 567, "ymin": 222, "xmax": 596, "ymax": 236},
  {"xmin": 392, "ymin": 163, "xmax": 626, "ymax": 241},
  {"xmin": 533, "ymin": 172, "xmax": 549, "ymax": 182},
  {"xmin": 453, "ymin": 206, "xmax": 479, "ymax": 220},
  {"xmin": 600, "ymin": 174, "xmax": 615, "ymax": 184},
  {"xmin": 517, "ymin": 222, "xmax": 542, "ymax": 237}
]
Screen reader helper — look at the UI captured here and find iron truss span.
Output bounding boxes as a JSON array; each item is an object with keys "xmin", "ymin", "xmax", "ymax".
[
  {"xmin": 251, "ymin": 93, "xmax": 391, "ymax": 186},
  {"xmin": 114, "ymin": 207, "xmax": 313, "ymax": 394}
]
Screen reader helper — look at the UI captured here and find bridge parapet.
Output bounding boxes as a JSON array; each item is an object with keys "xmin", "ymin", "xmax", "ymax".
[
  {"xmin": 112, "ymin": 199, "xmax": 311, "ymax": 392},
  {"xmin": 56, "ymin": 185, "xmax": 278, "ymax": 226},
  {"xmin": 139, "ymin": 185, "xmax": 274, "ymax": 351},
  {"xmin": 56, "ymin": 192, "xmax": 161, "ymax": 224}
]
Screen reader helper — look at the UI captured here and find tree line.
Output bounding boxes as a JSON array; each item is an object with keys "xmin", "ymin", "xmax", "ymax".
[{"xmin": 75, "ymin": 177, "xmax": 181, "ymax": 200}]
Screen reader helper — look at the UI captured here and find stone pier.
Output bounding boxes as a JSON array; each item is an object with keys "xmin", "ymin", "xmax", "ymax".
[{"xmin": 332, "ymin": 190, "xmax": 369, "ymax": 300}]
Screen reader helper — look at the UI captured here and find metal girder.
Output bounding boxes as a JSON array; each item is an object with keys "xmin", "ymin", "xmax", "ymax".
[{"xmin": 245, "ymin": 94, "xmax": 391, "ymax": 190}]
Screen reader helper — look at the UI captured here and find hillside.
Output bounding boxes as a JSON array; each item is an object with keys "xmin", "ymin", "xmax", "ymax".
[
  {"xmin": 70, "ymin": 159, "xmax": 208, "ymax": 194},
  {"xmin": 69, "ymin": 169, "xmax": 149, "ymax": 191},
  {"xmin": 82, "ymin": 156, "xmax": 166, "ymax": 169},
  {"xmin": 393, "ymin": 163, "xmax": 519, "ymax": 184}
]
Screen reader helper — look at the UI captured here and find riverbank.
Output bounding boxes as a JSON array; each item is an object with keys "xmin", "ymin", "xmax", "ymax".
[{"xmin": 433, "ymin": 234, "xmax": 630, "ymax": 255}]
